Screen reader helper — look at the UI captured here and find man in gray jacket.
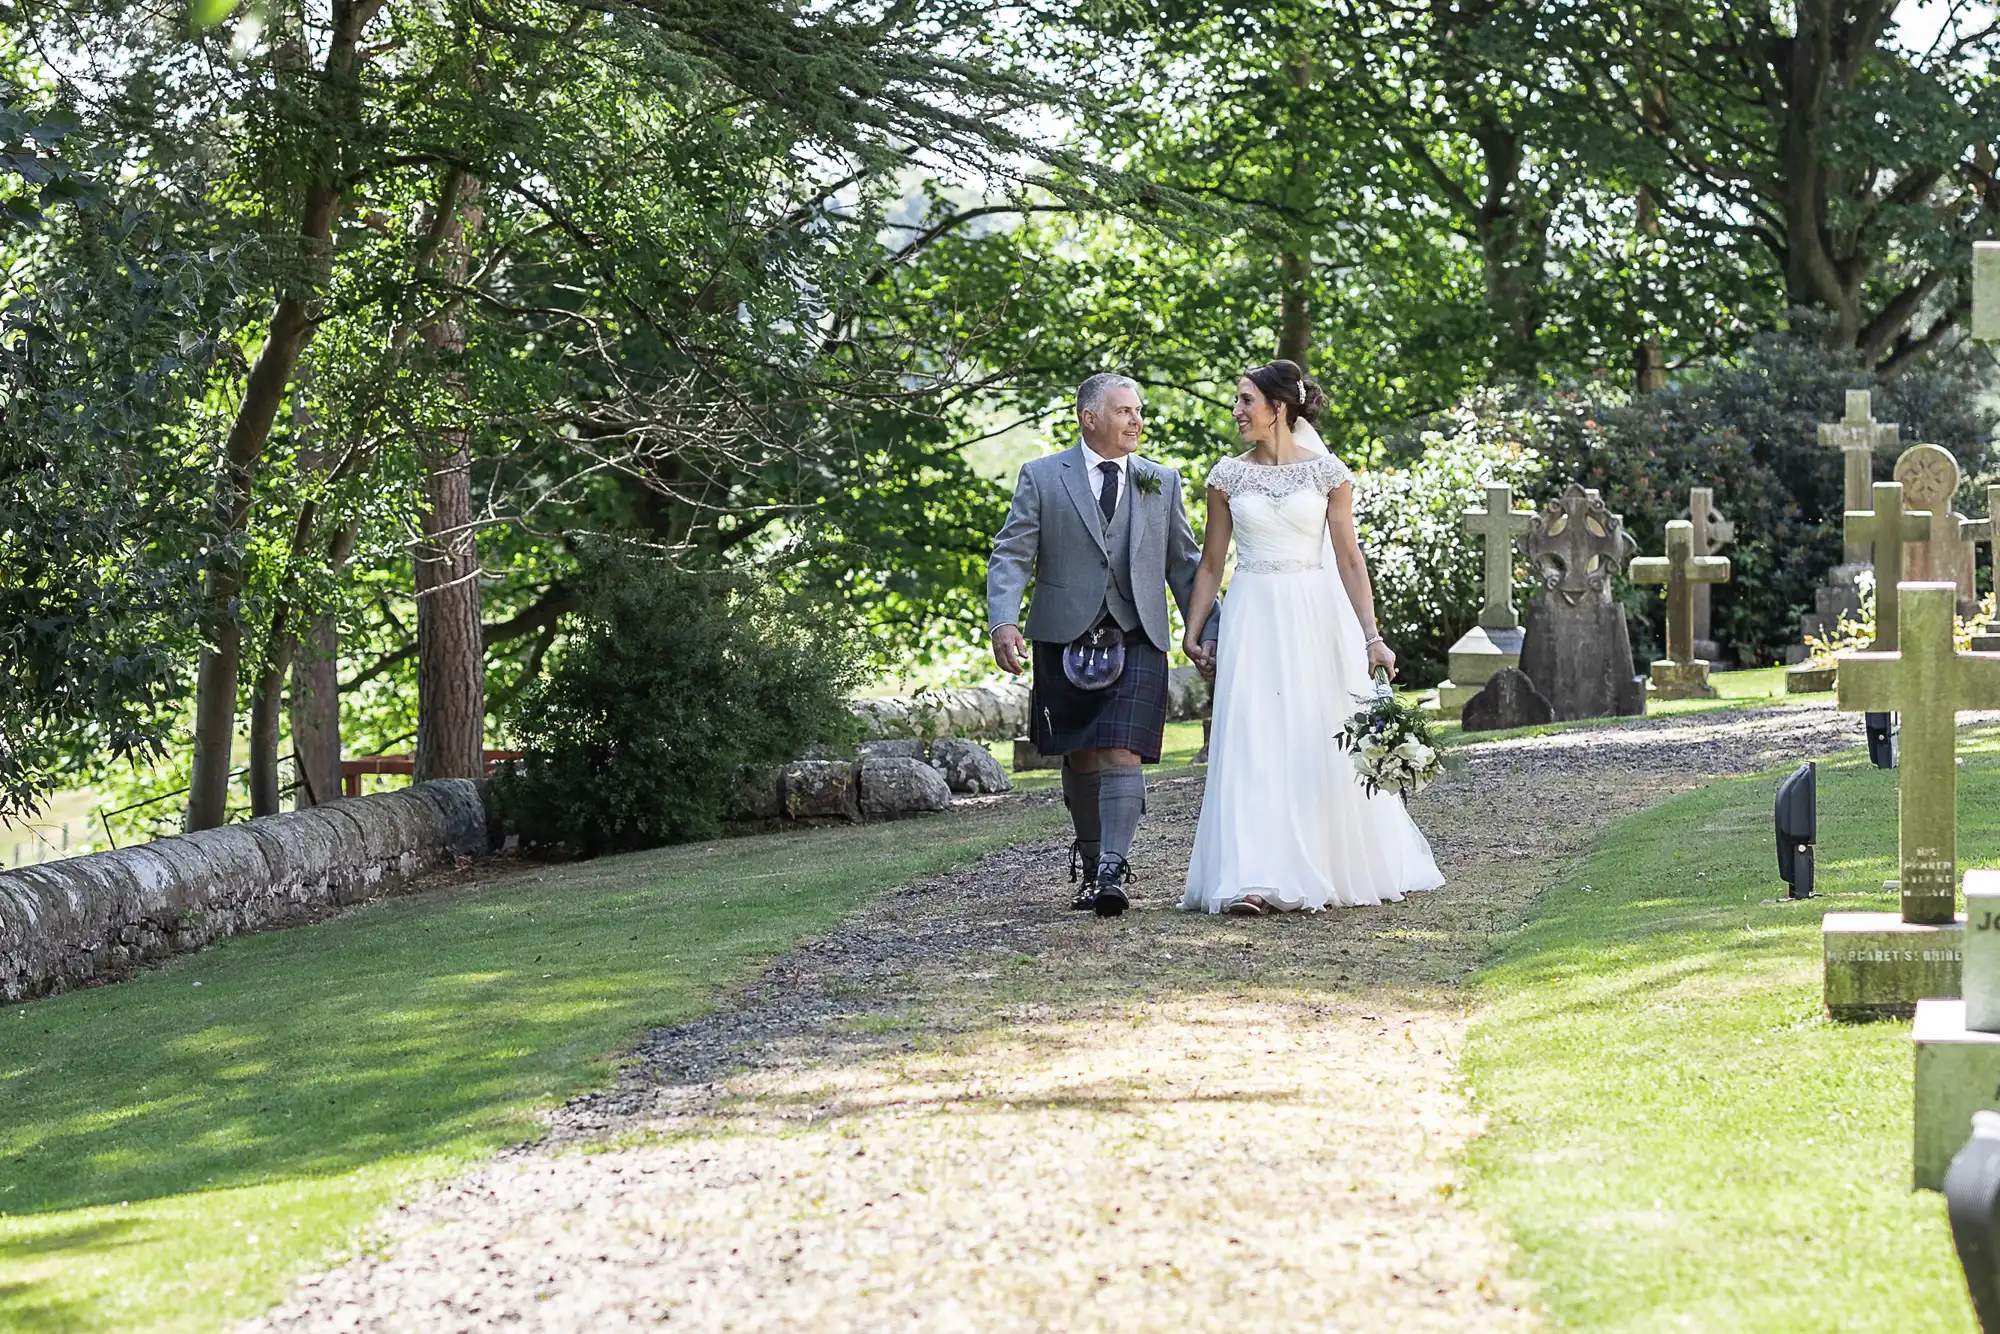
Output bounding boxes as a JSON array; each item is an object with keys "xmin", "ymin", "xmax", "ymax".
[{"xmin": 987, "ymin": 373, "xmax": 1217, "ymax": 917}]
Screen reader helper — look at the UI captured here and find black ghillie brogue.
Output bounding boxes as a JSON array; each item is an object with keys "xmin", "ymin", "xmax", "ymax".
[
  {"xmin": 1067, "ymin": 840, "xmax": 1100, "ymax": 911},
  {"xmin": 1093, "ymin": 854, "xmax": 1132, "ymax": 918}
]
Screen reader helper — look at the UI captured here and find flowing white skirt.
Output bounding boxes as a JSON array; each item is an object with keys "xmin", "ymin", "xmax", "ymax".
[{"xmin": 1182, "ymin": 564, "xmax": 1445, "ymax": 913}]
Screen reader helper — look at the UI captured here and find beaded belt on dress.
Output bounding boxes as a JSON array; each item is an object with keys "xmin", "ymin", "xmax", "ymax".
[{"xmin": 1236, "ymin": 557, "xmax": 1324, "ymax": 574}]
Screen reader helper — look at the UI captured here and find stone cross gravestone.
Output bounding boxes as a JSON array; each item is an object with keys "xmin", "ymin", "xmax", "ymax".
[
  {"xmin": 1823, "ymin": 583, "xmax": 2000, "ymax": 1021},
  {"xmin": 1517, "ymin": 483, "xmax": 1645, "ymax": 721},
  {"xmin": 1846, "ymin": 480, "xmax": 1934, "ymax": 651},
  {"xmin": 1686, "ymin": 486, "xmax": 1735, "ymax": 664},
  {"xmin": 1838, "ymin": 583, "xmax": 2000, "ymax": 923},
  {"xmin": 1822, "ymin": 390, "xmax": 1900, "ymax": 564},
  {"xmin": 1437, "ymin": 483, "xmax": 1536, "ymax": 716},
  {"xmin": 1910, "ymin": 248, "xmax": 2000, "ymax": 1190},
  {"xmin": 1629, "ymin": 519, "xmax": 1731, "ymax": 699},
  {"xmin": 1897, "ymin": 443, "xmax": 1980, "ymax": 617}
]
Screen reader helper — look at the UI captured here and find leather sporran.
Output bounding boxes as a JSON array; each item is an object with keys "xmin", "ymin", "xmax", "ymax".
[{"xmin": 1063, "ymin": 624, "xmax": 1126, "ymax": 691}]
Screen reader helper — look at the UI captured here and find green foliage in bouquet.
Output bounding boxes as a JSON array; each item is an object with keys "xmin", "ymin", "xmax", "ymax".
[
  {"xmin": 493, "ymin": 557, "xmax": 868, "ymax": 855},
  {"xmin": 1335, "ymin": 675, "xmax": 1449, "ymax": 798}
]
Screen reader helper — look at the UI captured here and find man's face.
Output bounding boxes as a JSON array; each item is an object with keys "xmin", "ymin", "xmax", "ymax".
[{"xmin": 1082, "ymin": 385, "xmax": 1144, "ymax": 456}]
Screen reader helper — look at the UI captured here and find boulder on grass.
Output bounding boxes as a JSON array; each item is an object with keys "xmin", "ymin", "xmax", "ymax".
[
  {"xmin": 858, "ymin": 756, "xmax": 952, "ymax": 816},
  {"xmin": 728, "ymin": 766, "xmax": 785, "ymax": 820},
  {"xmin": 927, "ymin": 738, "xmax": 1012, "ymax": 794},
  {"xmin": 782, "ymin": 760, "xmax": 860, "ymax": 821}
]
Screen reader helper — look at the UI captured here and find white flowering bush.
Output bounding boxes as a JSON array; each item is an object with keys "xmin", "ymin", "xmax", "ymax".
[
  {"xmin": 1335, "ymin": 677, "xmax": 1448, "ymax": 798},
  {"xmin": 1353, "ymin": 393, "xmax": 1549, "ymax": 685}
]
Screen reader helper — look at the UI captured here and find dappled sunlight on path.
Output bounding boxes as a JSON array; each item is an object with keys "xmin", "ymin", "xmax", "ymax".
[{"xmin": 251, "ymin": 703, "xmax": 1868, "ymax": 1331}]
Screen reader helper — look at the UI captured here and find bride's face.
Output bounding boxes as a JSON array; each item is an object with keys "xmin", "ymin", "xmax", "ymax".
[{"xmin": 1232, "ymin": 377, "xmax": 1277, "ymax": 441}]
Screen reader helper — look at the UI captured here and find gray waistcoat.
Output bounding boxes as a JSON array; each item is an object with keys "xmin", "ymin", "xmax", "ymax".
[{"xmin": 1097, "ymin": 468, "xmax": 1140, "ymax": 632}]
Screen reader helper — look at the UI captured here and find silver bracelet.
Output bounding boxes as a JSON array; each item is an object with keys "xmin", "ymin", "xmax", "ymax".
[{"xmin": 1364, "ymin": 635, "xmax": 1385, "ymax": 648}]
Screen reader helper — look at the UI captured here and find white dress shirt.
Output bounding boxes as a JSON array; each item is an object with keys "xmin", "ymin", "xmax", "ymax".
[{"xmin": 1079, "ymin": 439, "xmax": 1129, "ymax": 517}]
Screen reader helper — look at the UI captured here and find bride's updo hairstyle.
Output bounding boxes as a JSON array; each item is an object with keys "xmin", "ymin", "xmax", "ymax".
[{"xmin": 1245, "ymin": 359, "xmax": 1326, "ymax": 426}]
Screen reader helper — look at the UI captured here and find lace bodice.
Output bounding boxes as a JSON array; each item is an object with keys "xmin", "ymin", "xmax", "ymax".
[
  {"xmin": 1205, "ymin": 454, "xmax": 1351, "ymax": 574},
  {"xmin": 1204, "ymin": 454, "xmax": 1350, "ymax": 499}
]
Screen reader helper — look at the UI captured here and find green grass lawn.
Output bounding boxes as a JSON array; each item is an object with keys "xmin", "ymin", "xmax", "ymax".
[
  {"xmin": 1463, "ymin": 732, "xmax": 2000, "ymax": 1332},
  {"xmin": 0, "ymin": 799, "xmax": 1067, "ymax": 1333}
]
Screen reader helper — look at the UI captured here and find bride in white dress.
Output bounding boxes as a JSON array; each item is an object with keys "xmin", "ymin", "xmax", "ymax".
[{"xmin": 1180, "ymin": 360, "xmax": 1444, "ymax": 915}]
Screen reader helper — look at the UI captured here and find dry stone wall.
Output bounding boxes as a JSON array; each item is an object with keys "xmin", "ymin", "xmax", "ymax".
[
  {"xmin": 850, "ymin": 668, "xmax": 1210, "ymax": 742},
  {"xmin": 0, "ymin": 779, "xmax": 489, "ymax": 1004}
]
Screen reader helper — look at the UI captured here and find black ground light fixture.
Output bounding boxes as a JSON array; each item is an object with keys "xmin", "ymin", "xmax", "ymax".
[
  {"xmin": 1868, "ymin": 711, "xmax": 1899, "ymax": 769},
  {"xmin": 1775, "ymin": 760, "xmax": 1816, "ymax": 900},
  {"xmin": 1945, "ymin": 1111, "xmax": 2000, "ymax": 1333}
]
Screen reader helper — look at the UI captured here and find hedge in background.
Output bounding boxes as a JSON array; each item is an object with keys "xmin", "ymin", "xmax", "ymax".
[
  {"xmin": 1382, "ymin": 334, "xmax": 1997, "ymax": 672},
  {"xmin": 493, "ymin": 560, "xmax": 865, "ymax": 855}
]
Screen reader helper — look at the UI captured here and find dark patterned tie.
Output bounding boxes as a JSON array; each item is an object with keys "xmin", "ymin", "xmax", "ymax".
[{"xmin": 1097, "ymin": 460, "xmax": 1119, "ymax": 522}]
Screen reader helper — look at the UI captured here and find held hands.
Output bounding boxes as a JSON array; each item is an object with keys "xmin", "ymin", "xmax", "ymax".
[
  {"xmin": 1366, "ymin": 637, "xmax": 1397, "ymax": 679},
  {"xmin": 992, "ymin": 624, "xmax": 1028, "ymax": 676},
  {"xmin": 1183, "ymin": 634, "xmax": 1217, "ymax": 682}
]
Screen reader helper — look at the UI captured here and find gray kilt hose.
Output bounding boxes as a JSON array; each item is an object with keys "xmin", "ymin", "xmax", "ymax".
[
  {"xmin": 1029, "ymin": 632, "xmax": 1170, "ymax": 761},
  {"xmin": 987, "ymin": 443, "xmax": 1217, "ymax": 760}
]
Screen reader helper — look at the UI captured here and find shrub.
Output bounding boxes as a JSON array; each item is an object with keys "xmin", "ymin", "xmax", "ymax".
[
  {"xmin": 493, "ymin": 559, "xmax": 867, "ymax": 855},
  {"xmin": 1356, "ymin": 391, "xmax": 1550, "ymax": 683}
]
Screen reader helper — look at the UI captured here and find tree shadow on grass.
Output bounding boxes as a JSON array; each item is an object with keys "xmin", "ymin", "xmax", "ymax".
[{"xmin": 0, "ymin": 799, "xmax": 1069, "ymax": 1218}]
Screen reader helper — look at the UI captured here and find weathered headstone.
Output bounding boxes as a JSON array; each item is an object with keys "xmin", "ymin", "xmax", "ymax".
[
  {"xmin": 1517, "ymin": 483, "xmax": 1646, "ymax": 721},
  {"xmin": 1629, "ymin": 518, "xmax": 1731, "ymax": 699},
  {"xmin": 1845, "ymin": 480, "xmax": 1934, "ymax": 651},
  {"xmin": 1459, "ymin": 666, "xmax": 1554, "ymax": 733},
  {"xmin": 1897, "ymin": 443, "xmax": 1980, "ymax": 618},
  {"xmin": 1686, "ymin": 486, "xmax": 1735, "ymax": 664},
  {"xmin": 1915, "ymin": 871, "xmax": 2000, "ymax": 1190},
  {"xmin": 1824, "ymin": 583, "xmax": 2000, "ymax": 1021},
  {"xmin": 1437, "ymin": 483, "xmax": 1536, "ymax": 715}
]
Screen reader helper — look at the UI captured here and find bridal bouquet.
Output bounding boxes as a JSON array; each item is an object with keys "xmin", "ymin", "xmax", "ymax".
[{"xmin": 1335, "ymin": 673, "xmax": 1447, "ymax": 798}]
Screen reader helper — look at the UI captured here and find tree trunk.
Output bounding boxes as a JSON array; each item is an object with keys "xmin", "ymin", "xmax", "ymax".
[
  {"xmin": 414, "ymin": 173, "xmax": 488, "ymax": 783},
  {"xmin": 291, "ymin": 614, "xmax": 343, "ymax": 807},
  {"xmin": 1276, "ymin": 249, "xmax": 1312, "ymax": 370},
  {"xmin": 184, "ymin": 0, "xmax": 384, "ymax": 832},
  {"xmin": 247, "ymin": 641, "xmax": 297, "ymax": 817},
  {"xmin": 1633, "ymin": 182, "xmax": 1667, "ymax": 394}
]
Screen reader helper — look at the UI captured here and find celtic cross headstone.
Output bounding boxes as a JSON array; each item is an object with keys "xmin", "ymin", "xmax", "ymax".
[
  {"xmin": 1845, "ymin": 481, "xmax": 1934, "ymax": 650},
  {"xmin": 1516, "ymin": 483, "xmax": 1645, "ymax": 720},
  {"xmin": 1630, "ymin": 519, "xmax": 1731, "ymax": 699}
]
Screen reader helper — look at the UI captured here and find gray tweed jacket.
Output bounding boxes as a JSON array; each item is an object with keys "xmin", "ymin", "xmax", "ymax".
[{"xmin": 986, "ymin": 444, "xmax": 1217, "ymax": 651}]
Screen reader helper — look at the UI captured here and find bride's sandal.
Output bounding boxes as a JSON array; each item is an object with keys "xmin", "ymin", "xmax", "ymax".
[{"xmin": 1226, "ymin": 895, "xmax": 1269, "ymax": 917}]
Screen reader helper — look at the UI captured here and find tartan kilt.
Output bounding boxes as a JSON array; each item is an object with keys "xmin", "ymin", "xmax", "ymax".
[{"xmin": 1029, "ymin": 632, "xmax": 1170, "ymax": 762}]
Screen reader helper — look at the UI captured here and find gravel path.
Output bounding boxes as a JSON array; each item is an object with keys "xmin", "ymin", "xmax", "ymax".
[{"xmin": 249, "ymin": 703, "xmax": 1864, "ymax": 1332}]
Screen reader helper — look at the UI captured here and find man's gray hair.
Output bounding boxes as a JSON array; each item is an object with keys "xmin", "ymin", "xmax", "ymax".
[{"xmin": 1076, "ymin": 372, "xmax": 1141, "ymax": 422}]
